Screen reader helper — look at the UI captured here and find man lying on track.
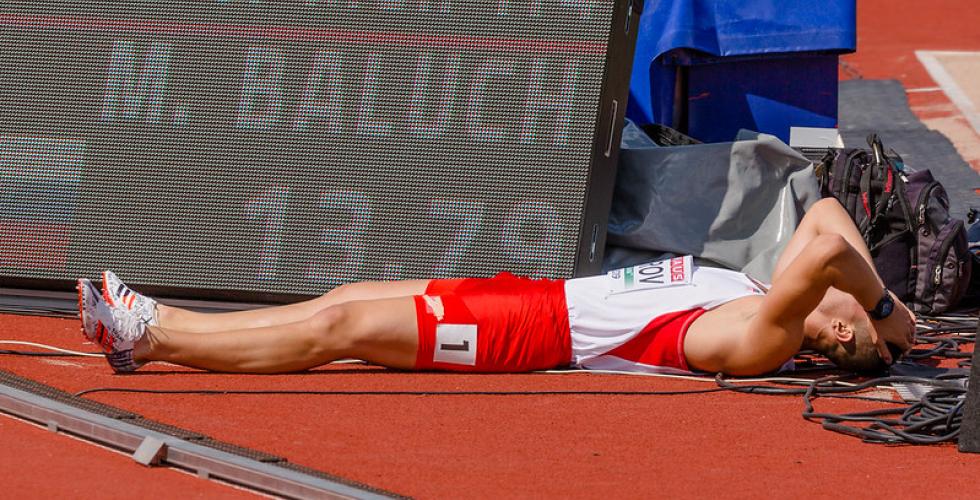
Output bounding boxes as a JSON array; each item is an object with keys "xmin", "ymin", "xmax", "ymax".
[{"xmin": 78, "ymin": 198, "xmax": 916, "ymax": 376}]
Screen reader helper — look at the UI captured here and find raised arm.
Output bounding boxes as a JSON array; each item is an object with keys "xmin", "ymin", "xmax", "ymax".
[
  {"xmin": 771, "ymin": 198, "xmax": 915, "ymax": 351},
  {"xmin": 693, "ymin": 233, "xmax": 886, "ymax": 376},
  {"xmin": 772, "ymin": 198, "xmax": 879, "ymax": 283}
]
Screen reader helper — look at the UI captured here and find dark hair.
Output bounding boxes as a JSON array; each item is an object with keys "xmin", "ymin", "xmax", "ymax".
[{"xmin": 820, "ymin": 321, "xmax": 890, "ymax": 373}]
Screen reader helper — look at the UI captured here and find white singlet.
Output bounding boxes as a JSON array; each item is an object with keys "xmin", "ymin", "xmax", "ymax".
[{"xmin": 564, "ymin": 256, "xmax": 770, "ymax": 375}]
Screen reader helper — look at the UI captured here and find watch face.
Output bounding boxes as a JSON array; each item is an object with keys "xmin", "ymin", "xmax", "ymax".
[
  {"xmin": 881, "ymin": 299, "xmax": 894, "ymax": 318},
  {"xmin": 870, "ymin": 291, "xmax": 895, "ymax": 320}
]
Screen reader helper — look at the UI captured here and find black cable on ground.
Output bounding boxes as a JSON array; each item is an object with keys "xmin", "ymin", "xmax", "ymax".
[
  {"xmin": 802, "ymin": 376, "xmax": 967, "ymax": 445},
  {"xmin": 0, "ymin": 350, "xmax": 98, "ymax": 357},
  {"xmin": 796, "ymin": 314, "xmax": 976, "ymax": 445}
]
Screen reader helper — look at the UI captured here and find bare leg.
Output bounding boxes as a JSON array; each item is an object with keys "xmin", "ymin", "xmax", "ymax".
[
  {"xmin": 136, "ymin": 296, "xmax": 419, "ymax": 373},
  {"xmin": 157, "ymin": 280, "xmax": 431, "ymax": 334}
]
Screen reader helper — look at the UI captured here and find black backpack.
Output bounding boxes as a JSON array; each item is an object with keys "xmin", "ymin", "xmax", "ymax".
[{"xmin": 816, "ymin": 134, "xmax": 972, "ymax": 314}]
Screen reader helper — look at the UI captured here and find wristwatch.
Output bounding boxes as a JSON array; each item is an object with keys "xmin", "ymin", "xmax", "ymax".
[{"xmin": 867, "ymin": 288, "xmax": 895, "ymax": 320}]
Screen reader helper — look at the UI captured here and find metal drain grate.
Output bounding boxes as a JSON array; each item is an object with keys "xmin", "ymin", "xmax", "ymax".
[{"xmin": 0, "ymin": 369, "xmax": 406, "ymax": 499}]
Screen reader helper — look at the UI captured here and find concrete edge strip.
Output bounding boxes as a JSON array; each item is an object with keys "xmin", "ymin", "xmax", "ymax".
[
  {"xmin": 0, "ymin": 382, "xmax": 391, "ymax": 500},
  {"xmin": 916, "ymin": 50, "xmax": 980, "ymax": 136}
]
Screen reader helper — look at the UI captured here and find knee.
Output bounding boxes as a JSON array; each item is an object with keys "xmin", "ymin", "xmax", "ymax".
[
  {"xmin": 305, "ymin": 305, "xmax": 356, "ymax": 354},
  {"xmin": 320, "ymin": 283, "xmax": 355, "ymax": 303}
]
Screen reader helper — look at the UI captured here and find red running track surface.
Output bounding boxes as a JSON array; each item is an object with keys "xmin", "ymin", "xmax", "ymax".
[
  {"xmin": 0, "ymin": 403, "xmax": 251, "ymax": 498},
  {"xmin": 2, "ymin": 313, "xmax": 979, "ymax": 498},
  {"xmin": 5, "ymin": 1, "xmax": 980, "ymax": 497},
  {"xmin": 843, "ymin": 0, "xmax": 980, "ymax": 88},
  {"xmin": 842, "ymin": 0, "xmax": 980, "ymax": 174}
]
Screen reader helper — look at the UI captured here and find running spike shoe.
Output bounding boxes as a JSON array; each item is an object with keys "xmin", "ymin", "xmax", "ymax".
[
  {"xmin": 88, "ymin": 297, "xmax": 147, "ymax": 373},
  {"xmin": 77, "ymin": 278, "xmax": 104, "ymax": 343},
  {"xmin": 102, "ymin": 270, "xmax": 158, "ymax": 327}
]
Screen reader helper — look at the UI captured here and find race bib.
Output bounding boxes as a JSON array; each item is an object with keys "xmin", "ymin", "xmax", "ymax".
[{"xmin": 607, "ymin": 256, "xmax": 694, "ymax": 295}]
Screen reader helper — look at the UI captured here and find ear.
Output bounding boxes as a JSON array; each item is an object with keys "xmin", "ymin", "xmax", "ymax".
[{"xmin": 832, "ymin": 320, "xmax": 854, "ymax": 343}]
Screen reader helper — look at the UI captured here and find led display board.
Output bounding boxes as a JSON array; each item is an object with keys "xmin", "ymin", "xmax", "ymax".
[{"xmin": 0, "ymin": 1, "xmax": 640, "ymax": 302}]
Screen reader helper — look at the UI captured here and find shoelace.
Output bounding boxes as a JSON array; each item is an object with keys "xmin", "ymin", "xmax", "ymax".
[
  {"xmin": 137, "ymin": 300, "xmax": 158, "ymax": 326},
  {"xmin": 109, "ymin": 305, "xmax": 146, "ymax": 343}
]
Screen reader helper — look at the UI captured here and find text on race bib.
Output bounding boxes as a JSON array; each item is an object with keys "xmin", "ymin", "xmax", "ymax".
[{"xmin": 607, "ymin": 256, "xmax": 693, "ymax": 295}]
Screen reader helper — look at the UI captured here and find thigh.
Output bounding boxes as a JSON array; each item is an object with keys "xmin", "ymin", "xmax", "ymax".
[
  {"xmin": 320, "ymin": 279, "xmax": 431, "ymax": 306},
  {"xmin": 334, "ymin": 296, "xmax": 421, "ymax": 370}
]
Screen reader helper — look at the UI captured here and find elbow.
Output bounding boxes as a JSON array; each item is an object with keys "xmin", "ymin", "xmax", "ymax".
[
  {"xmin": 808, "ymin": 234, "xmax": 851, "ymax": 270},
  {"xmin": 790, "ymin": 233, "xmax": 852, "ymax": 290}
]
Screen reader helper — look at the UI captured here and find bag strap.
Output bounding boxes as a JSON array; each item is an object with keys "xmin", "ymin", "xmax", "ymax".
[
  {"xmin": 870, "ymin": 134, "xmax": 914, "ymax": 226},
  {"xmin": 893, "ymin": 170, "xmax": 915, "ymax": 231},
  {"xmin": 815, "ymin": 149, "xmax": 834, "ymax": 196},
  {"xmin": 859, "ymin": 134, "xmax": 899, "ymax": 242}
]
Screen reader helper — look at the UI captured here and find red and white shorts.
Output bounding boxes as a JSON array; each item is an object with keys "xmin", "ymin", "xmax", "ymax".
[{"xmin": 413, "ymin": 272, "xmax": 572, "ymax": 372}]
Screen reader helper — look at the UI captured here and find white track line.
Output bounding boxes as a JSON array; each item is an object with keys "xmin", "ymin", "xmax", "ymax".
[
  {"xmin": 906, "ymin": 86, "xmax": 943, "ymax": 93},
  {"xmin": 916, "ymin": 50, "xmax": 980, "ymax": 135}
]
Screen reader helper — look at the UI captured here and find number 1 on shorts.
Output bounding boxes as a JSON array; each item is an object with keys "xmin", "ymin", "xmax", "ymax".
[{"xmin": 434, "ymin": 324, "xmax": 478, "ymax": 366}]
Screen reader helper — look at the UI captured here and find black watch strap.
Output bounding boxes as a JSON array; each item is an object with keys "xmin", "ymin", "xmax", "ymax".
[{"xmin": 867, "ymin": 288, "xmax": 895, "ymax": 320}]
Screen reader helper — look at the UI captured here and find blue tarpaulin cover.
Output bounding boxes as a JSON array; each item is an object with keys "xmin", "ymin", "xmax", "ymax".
[
  {"xmin": 629, "ymin": 0, "xmax": 857, "ymax": 133},
  {"xmin": 637, "ymin": 0, "xmax": 855, "ymax": 60}
]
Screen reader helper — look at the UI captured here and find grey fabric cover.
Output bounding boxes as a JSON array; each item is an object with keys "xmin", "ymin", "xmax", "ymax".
[{"xmin": 604, "ymin": 125, "xmax": 822, "ymax": 281}]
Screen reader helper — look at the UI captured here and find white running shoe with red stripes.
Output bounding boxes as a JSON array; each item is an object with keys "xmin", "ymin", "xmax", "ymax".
[
  {"xmin": 102, "ymin": 270, "xmax": 158, "ymax": 327},
  {"xmin": 77, "ymin": 279, "xmax": 148, "ymax": 373},
  {"xmin": 89, "ymin": 297, "xmax": 147, "ymax": 373}
]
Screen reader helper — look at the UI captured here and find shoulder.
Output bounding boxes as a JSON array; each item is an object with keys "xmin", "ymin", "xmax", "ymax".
[
  {"xmin": 685, "ymin": 295, "xmax": 803, "ymax": 376},
  {"xmin": 683, "ymin": 296, "xmax": 778, "ymax": 374}
]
